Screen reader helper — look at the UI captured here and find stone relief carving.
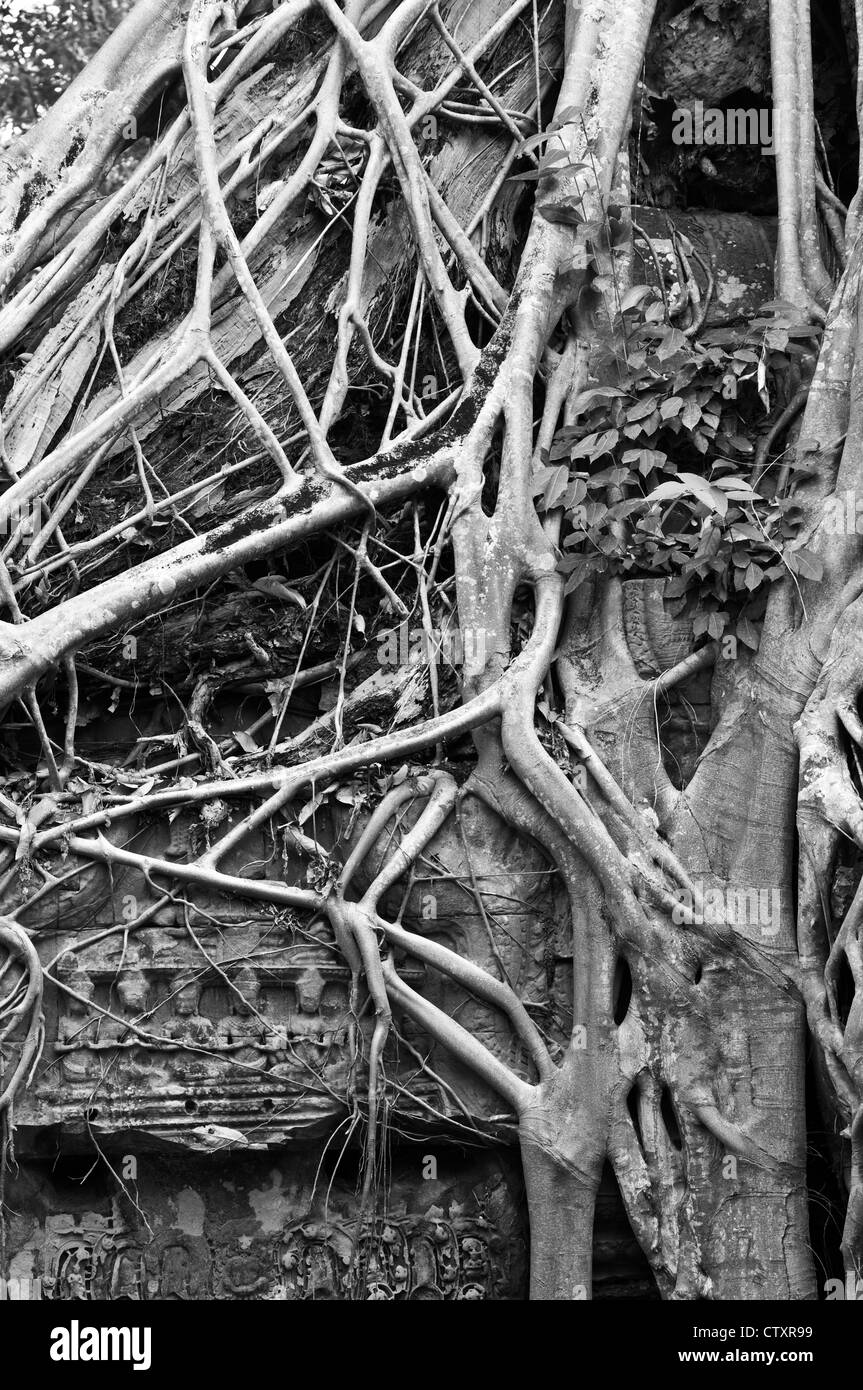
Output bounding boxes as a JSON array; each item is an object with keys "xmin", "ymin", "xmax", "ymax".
[
  {"xmin": 39, "ymin": 1216, "xmax": 509, "ymax": 1301},
  {"xmin": 275, "ymin": 1216, "xmax": 502, "ymax": 1300},
  {"xmin": 50, "ymin": 955, "xmax": 356, "ymax": 1085}
]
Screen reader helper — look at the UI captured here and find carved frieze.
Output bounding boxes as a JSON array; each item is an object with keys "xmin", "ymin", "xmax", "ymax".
[{"xmin": 10, "ymin": 1154, "xmax": 526, "ymax": 1301}]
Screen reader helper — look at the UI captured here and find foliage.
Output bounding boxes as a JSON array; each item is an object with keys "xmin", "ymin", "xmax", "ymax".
[
  {"xmin": 0, "ymin": 0, "xmax": 129, "ymax": 142},
  {"xmin": 537, "ymin": 291, "xmax": 823, "ymax": 646}
]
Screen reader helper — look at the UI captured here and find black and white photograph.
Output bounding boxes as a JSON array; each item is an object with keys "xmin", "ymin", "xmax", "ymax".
[{"xmin": 0, "ymin": 0, "xmax": 859, "ymax": 1359}]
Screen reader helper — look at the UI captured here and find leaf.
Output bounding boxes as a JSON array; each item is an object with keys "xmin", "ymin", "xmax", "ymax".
[
  {"xmin": 563, "ymin": 556, "xmax": 604, "ymax": 592},
  {"xmin": 607, "ymin": 498, "xmax": 648, "ymax": 520},
  {"xmin": 570, "ymin": 429, "xmax": 618, "ymax": 460},
  {"xmin": 537, "ymin": 698, "xmax": 558, "ymax": 727},
  {"xmin": 298, "ymin": 784, "xmax": 336, "ymax": 825},
  {"xmin": 251, "ymin": 576, "xmax": 307, "ymax": 607},
  {"xmin": 791, "ymin": 548, "xmax": 823, "ymax": 581},
  {"xmin": 548, "ymin": 106, "xmax": 585, "ymax": 129},
  {"xmin": 757, "ymin": 350, "xmax": 770, "ymax": 411},
  {"xmin": 516, "ymin": 131, "xmax": 552, "ymax": 155},
  {"xmin": 620, "ymin": 284, "xmax": 652, "ymax": 312},
  {"xmin": 233, "ymin": 730, "xmax": 261, "ymax": 753},
  {"xmin": 621, "ymin": 448, "xmax": 667, "ymax": 475},
  {"xmin": 533, "ymin": 463, "xmax": 570, "ymax": 509},
  {"xmin": 656, "ymin": 327, "xmax": 688, "ymax": 360},
  {"xmin": 757, "ymin": 299, "xmax": 802, "ymax": 316},
  {"xmin": 626, "ymin": 396, "xmax": 659, "ymax": 423},
  {"xmin": 568, "ymin": 386, "xmax": 624, "ymax": 415},
  {"xmin": 725, "ymin": 433, "xmax": 754, "ymax": 454},
  {"xmin": 743, "ymin": 561, "xmax": 764, "ymax": 591},
  {"xmin": 591, "ymin": 466, "xmax": 629, "ymax": 486},
  {"xmin": 537, "ymin": 198, "xmax": 586, "ymax": 226},
  {"xmin": 562, "ymin": 478, "xmax": 588, "ymax": 509},
  {"xmin": 645, "ymin": 481, "xmax": 687, "ymax": 503},
  {"xmin": 540, "ymin": 147, "xmax": 585, "ymax": 166},
  {"xmin": 712, "ymin": 477, "xmax": 759, "ymax": 496},
  {"xmin": 675, "ymin": 473, "xmax": 729, "ymax": 516}
]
